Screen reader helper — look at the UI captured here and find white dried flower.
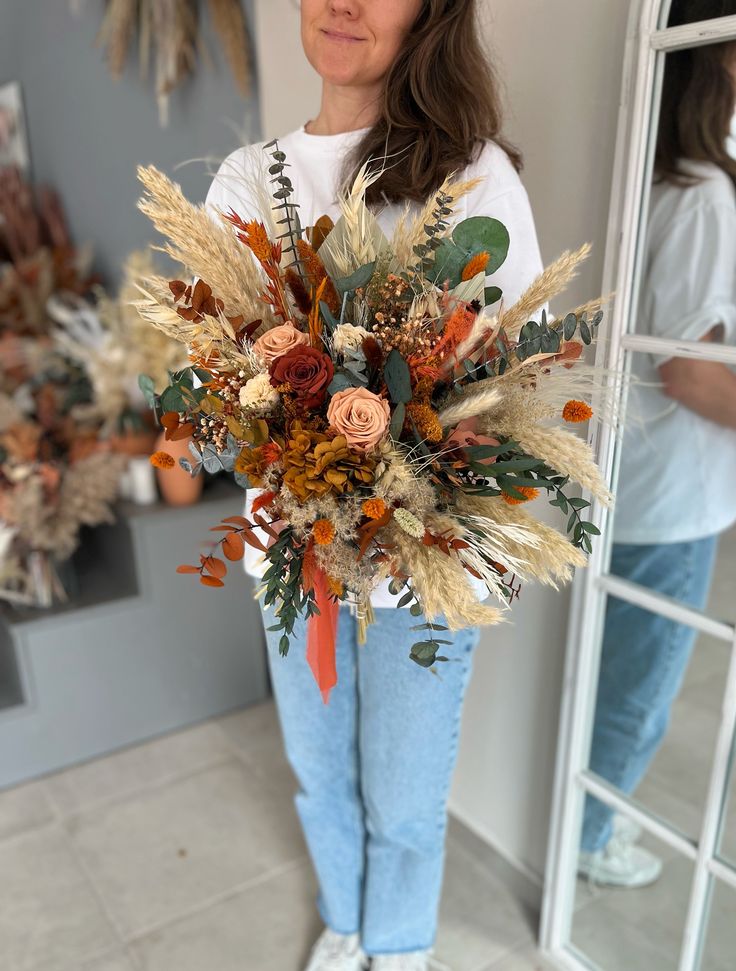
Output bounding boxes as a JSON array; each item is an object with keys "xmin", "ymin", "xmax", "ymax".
[
  {"xmin": 239, "ymin": 372, "xmax": 279, "ymax": 413},
  {"xmin": 393, "ymin": 507, "xmax": 426, "ymax": 539},
  {"xmin": 332, "ymin": 323, "xmax": 370, "ymax": 355}
]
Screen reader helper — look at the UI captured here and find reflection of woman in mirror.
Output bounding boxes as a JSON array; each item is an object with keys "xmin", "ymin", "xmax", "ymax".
[
  {"xmin": 580, "ymin": 0, "xmax": 736, "ymax": 887},
  {"xmin": 205, "ymin": 1, "xmax": 544, "ymax": 967}
]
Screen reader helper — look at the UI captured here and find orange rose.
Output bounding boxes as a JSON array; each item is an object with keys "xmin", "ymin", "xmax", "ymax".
[
  {"xmin": 253, "ymin": 322, "xmax": 309, "ymax": 364},
  {"xmin": 327, "ymin": 387, "xmax": 390, "ymax": 452}
]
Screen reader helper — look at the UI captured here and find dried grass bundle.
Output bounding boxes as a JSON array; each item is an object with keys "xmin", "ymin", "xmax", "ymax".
[
  {"xmin": 92, "ymin": 0, "xmax": 254, "ymax": 126},
  {"xmin": 384, "ymin": 521, "xmax": 504, "ymax": 628},
  {"xmin": 137, "ymin": 164, "xmax": 274, "ymax": 325},
  {"xmin": 207, "ymin": 0, "xmax": 251, "ymax": 97},
  {"xmin": 10, "ymin": 453, "xmax": 128, "ymax": 560},
  {"xmin": 456, "ymin": 494, "xmax": 587, "ymax": 587},
  {"xmin": 95, "ymin": 0, "xmax": 138, "ymax": 78},
  {"xmin": 498, "ymin": 243, "xmax": 592, "ymax": 339}
]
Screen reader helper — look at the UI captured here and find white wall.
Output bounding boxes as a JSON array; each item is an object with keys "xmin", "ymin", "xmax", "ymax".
[
  {"xmin": 450, "ymin": 0, "xmax": 630, "ymax": 884},
  {"xmin": 253, "ymin": 0, "xmax": 632, "ymax": 885}
]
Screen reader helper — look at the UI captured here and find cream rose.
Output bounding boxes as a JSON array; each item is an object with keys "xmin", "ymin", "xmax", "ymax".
[
  {"xmin": 253, "ymin": 322, "xmax": 309, "ymax": 365},
  {"xmin": 239, "ymin": 372, "xmax": 280, "ymax": 413},
  {"xmin": 327, "ymin": 387, "xmax": 390, "ymax": 452},
  {"xmin": 332, "ymin": 323, "xmax": 370, "ymax": 355}
]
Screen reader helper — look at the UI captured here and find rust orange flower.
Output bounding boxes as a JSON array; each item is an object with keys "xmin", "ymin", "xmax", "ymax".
[
  {"xmin": 501, "ymin": 486, "xmax": 539, "ymax": 505},
  {"xmin": 312, "ymin": 519, "xmax": 336, "ymax": 545},
  {"xmin": 461, "ymin": 250, "xmax": 490, "ymax": 281},
  {"xmin": 405, "ymin": 402, "xmax": 443, "ymax": 443},
  {"xmin": 326, "ymin": 575, "xmax": 345, "ymax": 598},
  {"xmin": 362, "ymin": 497, "xmax": 387, "ymax": 520},
  {"xmin": 562, "ymin": 400, "xmax": 593, "ymax": 423},
  {"xmin": 150, "ymin": 450, "xmax": 175, "ymax": 470}
]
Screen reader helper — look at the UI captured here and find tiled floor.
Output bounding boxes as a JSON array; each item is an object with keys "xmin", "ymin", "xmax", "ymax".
[{"xmin": 0, "ymin": 699, "xmax": 553, "ymax": 971}]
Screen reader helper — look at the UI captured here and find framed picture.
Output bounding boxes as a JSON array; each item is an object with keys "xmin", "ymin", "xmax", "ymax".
[{"xmin": 0, "ymin": 82, "xmax": 30, "ymax": 173}]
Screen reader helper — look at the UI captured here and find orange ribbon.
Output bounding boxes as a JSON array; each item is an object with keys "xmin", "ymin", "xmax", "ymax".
[{"xmin": 302, "ymin": 549, "xmax": 339, "ymax": 704}]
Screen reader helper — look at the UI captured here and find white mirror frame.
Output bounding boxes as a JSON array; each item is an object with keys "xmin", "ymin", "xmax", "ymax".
[{"xmin": 539, "ymin": 2, "xmax": 736, "ymax": 969}]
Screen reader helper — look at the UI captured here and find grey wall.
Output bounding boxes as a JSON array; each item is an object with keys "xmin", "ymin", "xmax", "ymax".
[{"xmin": 0, "ymin": 0, "xmax": 261, "ymax": 285}]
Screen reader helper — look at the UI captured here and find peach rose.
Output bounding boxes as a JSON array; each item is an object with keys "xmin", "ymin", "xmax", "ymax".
[
  {"xmin": 253, "ymin": 322, "xmax": 309, "ymax": 364},
  {"xmin": 327, "ymin": 387, "xmax": 390, "ymax": 452}
]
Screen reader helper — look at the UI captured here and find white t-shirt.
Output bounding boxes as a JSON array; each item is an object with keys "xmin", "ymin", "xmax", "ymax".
[
  {"xmin": 205, "ymin": 123, "xmax": 544, "ymax": 606},
  {"xmin": 614, "ymin": 159, "xmax": 736, "ymax": 544}
]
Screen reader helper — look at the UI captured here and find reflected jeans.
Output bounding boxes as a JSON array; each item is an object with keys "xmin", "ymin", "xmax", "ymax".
[
  {"xmin": 581, "ymin": 536, "xmax": 719, "ymax": 852},
  {"xmin": 259, "ymin": 598, "xmax": 480, "ymax": 956}
]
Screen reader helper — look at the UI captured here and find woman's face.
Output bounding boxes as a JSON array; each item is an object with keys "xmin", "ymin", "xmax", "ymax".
[{"xmin": 301, "ymin": 0, "xmax": 424, "ymax": 89}]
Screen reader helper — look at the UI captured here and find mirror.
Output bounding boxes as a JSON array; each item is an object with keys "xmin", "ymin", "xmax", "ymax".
[
  {"xmin": 573, "ymin": 826, "xmax": 694, "ymax": 969},
  {"xmin": 543, "ymin": 2, "xmax": 736, "ymax": 968}
]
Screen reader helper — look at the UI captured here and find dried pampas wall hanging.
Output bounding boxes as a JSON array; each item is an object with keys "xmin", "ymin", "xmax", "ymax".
[{"xmin": 83, "ymin": 0, "xmax": 253, "ymax": 126}]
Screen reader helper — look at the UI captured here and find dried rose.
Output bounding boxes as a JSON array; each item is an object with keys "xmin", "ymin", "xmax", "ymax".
[
  {"xmin": 253, "ymin": 322, "xmax": 309, "ymax": 364},
  {"xmin": 326, "ymin": 387, "xmax": 390, "ymax": 452},
  {"xmin": 269, "ymin": 346, "xmax": 334, "ymax": 409},
  {"xmin": 445, "ymin": 417, "xmax": 500, "ymax": 466}
]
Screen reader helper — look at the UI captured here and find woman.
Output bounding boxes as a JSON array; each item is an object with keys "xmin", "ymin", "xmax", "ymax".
[
  {"xmin": 206, "ymin": 2, "xmax": 544, "ymax": 968},
  {"xmin": 579, "ymin": 0, "xmax": 736, "ymax": 888}
]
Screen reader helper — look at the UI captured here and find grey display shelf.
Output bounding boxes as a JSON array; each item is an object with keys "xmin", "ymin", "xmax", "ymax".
[{"xmin": 0, "ymin": 479, "xmax": 268, "ymax": 789}]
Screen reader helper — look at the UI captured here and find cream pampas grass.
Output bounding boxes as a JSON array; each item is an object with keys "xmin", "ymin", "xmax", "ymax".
[
  {"xmin": 137, "ymin": 164, "xmax": 275, "ymax": 325},
  {"xmin": 437, "ymin": 386, "xmax": 503, "ymax": 429},
  {"xmin": 456, "ymin": 495, "xmax": 587, "ymax": 587},
  {"xmin": 498, "ymin": 243, "xmax": 592, "ymax": 339},
  {"xmin": 384, "ymin": 521, "xmax": 505, "ymax": 628},
  {"xmin": 511, "ymin": 425, "xmax": 613, "ymax": 504},
  {"xmin": 132, "ymin": 280, "xmax": 253, "ymax": 372}
]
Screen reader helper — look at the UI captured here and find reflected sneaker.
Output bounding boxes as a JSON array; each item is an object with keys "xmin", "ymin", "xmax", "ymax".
[
  {"xmin": 303, "ymin": 928, "xmax": 368, "ymax": 971},
  {"xmin": 612, "ymin": 813, "xmax": 643, "ymax": 845},
  {"xmin": 371, "ymin": 951, "xmax": 452, "ymax": 971},
  {"xmin": 578, "ymin": 834, "xmax": 663, "ymax": 888}
]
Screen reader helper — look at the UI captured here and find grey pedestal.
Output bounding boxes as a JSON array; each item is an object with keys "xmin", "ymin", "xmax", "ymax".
[{"xmin": 0, "ymin": 479, "xmax": 269, "ymax": 789}]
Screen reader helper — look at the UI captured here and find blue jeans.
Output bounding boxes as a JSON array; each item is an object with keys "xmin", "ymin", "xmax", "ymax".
[
  {"xmin": 259, "ymin": 599, "xmax": 480, "ymax": 955},
  {"xmin": 581, "ymin": 536, "xmax": 719, "ymax": 852}
]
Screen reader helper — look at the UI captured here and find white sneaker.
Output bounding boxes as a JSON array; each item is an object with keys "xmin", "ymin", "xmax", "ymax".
[
  {"xmin": 370, "ymin": 950, "xmax": 452, "ymax": 971},
  {"xmin": 303, "ymin": 928, "xmax": 368, "ymax": 971},
  {"xmin": 578, "ymin": 834, "xmax": 663, "ymax": 888}
]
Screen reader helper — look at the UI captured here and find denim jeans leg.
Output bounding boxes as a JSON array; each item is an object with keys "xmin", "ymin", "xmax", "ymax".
[
  {"xmin": 581, "ymin": 536, "xmax": 719, "ymax": 852},
  {"xmin": 259, "ymin": 599, "xmax": 366, "ymax": 935},
  {"xmin": 357, "ymin": 609, "xmax": 481, "ymax": 955}
]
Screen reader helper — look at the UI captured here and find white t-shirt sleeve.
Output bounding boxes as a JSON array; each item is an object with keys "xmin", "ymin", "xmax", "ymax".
[{"xmin": 643, "ymin": 199, "xmax": 736, "ymax": 366}]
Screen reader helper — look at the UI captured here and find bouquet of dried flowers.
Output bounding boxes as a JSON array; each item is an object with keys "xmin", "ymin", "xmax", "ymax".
[
  {"xmin": 0, "ymin": 340, "xmax": 127, "ymax": 606},
  {"xmin": 0, "ymin": 169, "xmax": 126, "ymax": 606},
  {"xmin": 52, "ymin": 249, "xmax": 189, "ymax": 438},
  {"xmin": 135, "ymin": 141, "xmax": 612, "ymax": 702}
]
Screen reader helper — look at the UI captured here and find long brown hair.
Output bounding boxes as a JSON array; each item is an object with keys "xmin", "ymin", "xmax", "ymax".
[
  {"xmin": 655, "ymin": 0, "xmax": 736, "ymax": 188},
  {"xmin": 338, "ymin": 0, "xmax": 522, "ymax": 208}
]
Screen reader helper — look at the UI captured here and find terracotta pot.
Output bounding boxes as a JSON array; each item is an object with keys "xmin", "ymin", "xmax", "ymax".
[
  {"xmin": 109, "ymin": 427, "xmax": 158, "ymax": 457},
  {"xmin": 107, "ymin": 412, "xmax": 158, "ymax": 455},
  {"xmin": 152, "ymin": 430, "xmax": 204, "ymax": 506}
]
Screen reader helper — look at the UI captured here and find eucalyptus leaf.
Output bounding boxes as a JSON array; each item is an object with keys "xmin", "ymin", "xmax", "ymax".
[
  {"xmin": 138, "ymin": 374, "xmax": 156, "ymax": 408},
  {"xmin": 389, "ymin": 401, "xmax": 406, "ymax": 439},
  {"xmin": 384, "ymin": 349, "xmax": 412, "ymax": 403},
  {"xmin": 334, "ymin": 260, "xmax": 377, "ymax": 295}
]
